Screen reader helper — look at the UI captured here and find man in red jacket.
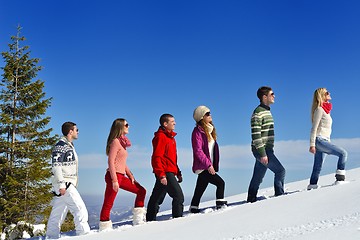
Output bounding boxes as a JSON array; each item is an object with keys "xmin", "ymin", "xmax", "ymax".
[{"xmin": 146, "ymin": 113, "xmax": 184, "ymax": 221}]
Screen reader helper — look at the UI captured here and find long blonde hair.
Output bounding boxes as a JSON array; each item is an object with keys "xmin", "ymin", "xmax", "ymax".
[
  {"xmin": 106, "ymin": 118, "xmax": 126, "ymax": 155},
  {"xmin": 310, "ymin": 88, "xmax": 327, "ymax": 123},
  {"xmin": 197, "ymin": 119, "xmax": 217, "ymax": 141}
]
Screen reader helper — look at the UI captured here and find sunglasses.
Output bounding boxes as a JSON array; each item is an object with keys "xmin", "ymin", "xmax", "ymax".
[
  {"xmin": 204, "ymin": 112, "xmax": 211, "ymax": 116},
  {"xmin": 325, "ymin": 92, "xmax": 330, "ymax": 95},
  {"xmin": 124, "ymin": 123, "xmax": 129, "ymax": 128}
]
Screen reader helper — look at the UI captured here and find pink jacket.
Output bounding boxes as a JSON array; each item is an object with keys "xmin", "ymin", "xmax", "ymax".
[
  {"xmin": 107, "ymin": 138, "xmax": 131, "ymax": 182},
  {"xmin": 191, "ymin": 125, "xmax": 220, "ymax": 173}
]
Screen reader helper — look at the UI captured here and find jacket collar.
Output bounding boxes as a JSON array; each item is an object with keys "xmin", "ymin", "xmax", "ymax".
[
  {"xmin": 196, "ymin": 125, "xmax": 205, "ymax": 133},
  {"xmin": 60, "ymin": 136, "xmax": 74, "ymax": 147},
  {"xmin": 158, "ymin": 126, "xmax": 177, "ymax": 138},
  {"xmin": 260, "ymin": 103, "xmax": 270, "ymax": 110}
]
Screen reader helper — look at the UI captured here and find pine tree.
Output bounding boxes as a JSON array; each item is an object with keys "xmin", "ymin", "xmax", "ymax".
[{"xmin": 0, "ymin": 25, "xmax": 58, "ymax": 232}]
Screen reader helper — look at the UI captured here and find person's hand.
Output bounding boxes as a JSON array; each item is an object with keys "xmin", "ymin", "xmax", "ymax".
[
  {"xmin": 160, "ymin": 176, "xmax": 167, "ymax": 185},
  {"xmin": 129, "ymin": 174, "xmax": 135, "ymax": 184},
  {"xmin": 260, "ymin": 156, "xmax": 268, "ymax": 165},
  {"xmin": 309, "ymin": 146, "xmax": 316, "ymax": 154},
  {"xmin": 59, "ymin": 188, "xmax": 66, "ymax": 195},
  {"xmin": 177, "ymin": 175, "xmax": 183, "ymax": 183},
  {"xmin": 112, "ymin": 181, "xmax": 119, "ymax": 192},
  {"xmin": 208, "ymin": 166, "xmax": 215, "ymax": 175}
]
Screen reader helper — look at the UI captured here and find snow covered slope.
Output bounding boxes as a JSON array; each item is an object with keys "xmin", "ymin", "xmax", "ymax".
[{"xmin": 51, "ymin": 167, "xmax": 360, "ymax": 240}]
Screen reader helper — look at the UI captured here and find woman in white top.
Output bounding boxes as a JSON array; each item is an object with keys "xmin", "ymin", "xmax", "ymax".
[{"xmin": 307, "ymin": 88, "xmax": 348, "ymax": 190}]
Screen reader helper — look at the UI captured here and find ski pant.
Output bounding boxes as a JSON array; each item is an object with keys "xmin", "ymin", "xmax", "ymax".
[
  {"xmin": 146, "ymin": 172, "xmax": 184, "ymax": 221},
  {"xmin": 100, "ymin": 171, "xmax": 146, "ymax": 221},
  {"xmin": 46, "ymin": 184, "xmax": 90, "ymax": 239},
  {"xmin": 190, "ymin": 170, "xmax": 225, "ymax": 207},
  {"xmin": 248, "ymin": 149, "xmax": 286, "ymax": 197}
]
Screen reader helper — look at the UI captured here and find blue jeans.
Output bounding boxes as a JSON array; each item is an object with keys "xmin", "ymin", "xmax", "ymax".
[
  {"xmin": 309, "ymin": 137, "xmax": 348, "ymax": 185},
  {"xmin": 248, "ymin": 149, "xmax": 286, "ymax": 197}
]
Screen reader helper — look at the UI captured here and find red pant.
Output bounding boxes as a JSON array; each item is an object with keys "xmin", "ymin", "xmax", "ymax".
[{"xmin": 100, "ymin": 171, "xmax": 146, "ymax": 221}]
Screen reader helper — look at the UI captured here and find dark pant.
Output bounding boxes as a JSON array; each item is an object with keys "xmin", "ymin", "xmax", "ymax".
[
  {"xmin": 146, "ymin": 172, "xmax": 184, "ymax": 221},
  {"xmin": 190, "ymin": 171, "xmax": 225, "ymax": 207},
  {"xmin": 248, "ymin": 149, "xmax": 286, "ymax": 198}
]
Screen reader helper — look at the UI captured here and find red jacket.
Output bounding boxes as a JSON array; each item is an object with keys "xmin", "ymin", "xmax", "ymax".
[{"xmin": 151, "ymin": 127, "xmax": 181, "ymax": 178}]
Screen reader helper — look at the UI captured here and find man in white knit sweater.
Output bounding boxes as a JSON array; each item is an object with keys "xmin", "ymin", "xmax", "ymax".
[{"xmin": 46, "ymin": 122, "xmax": 90, "ymax": 239}]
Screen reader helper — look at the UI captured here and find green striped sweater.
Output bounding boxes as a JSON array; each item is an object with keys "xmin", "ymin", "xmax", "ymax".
[{"xmin": 251, "ymin": 104, "xmax": 275, "ymax": 157}]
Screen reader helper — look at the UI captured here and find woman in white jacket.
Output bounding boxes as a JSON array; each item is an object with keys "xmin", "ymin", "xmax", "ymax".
[{"xmin": 307, "ymin": 88, "xmax": 348, "ymax": 190}]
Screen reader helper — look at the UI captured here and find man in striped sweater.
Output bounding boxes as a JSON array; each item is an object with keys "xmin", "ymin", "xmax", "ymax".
[{"xmin": 247, "ymin": 86, "xmax": 286, "ymax": 203}]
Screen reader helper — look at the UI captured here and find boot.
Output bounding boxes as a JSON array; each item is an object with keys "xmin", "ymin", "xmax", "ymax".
[
  {"xmin": 132, "ymin": 207, "xmax": 146, "ymax": 225},
  {"xmin": 306, "ymin": 184, "xmax": 319, "ymax": 190},
  {"xmin": 216, "ymin": 199, "xmax": 227, "ymax": 209},
  {"xmin": 189, "ymin": 206, "xmax": 201, "ymax": 214},
  {"xmin": 335, "ymin": 169, "xmax": 345, "ymax": 182},
  {"xmin": 307, "ymin": 184, "xmax": 319, "ymax": 190},
  {"xmin": 99, "ymin": 220, "xmax": 112, "ymax": 231},
  {"xmin": 247, "ymin": 194, "xmax": 257, "ymax": 203}
]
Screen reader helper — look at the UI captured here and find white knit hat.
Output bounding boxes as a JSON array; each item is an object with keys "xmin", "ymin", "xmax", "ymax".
[{"xmin": 193, "ymin": 105, "xmax": 210, "ymax": 122}]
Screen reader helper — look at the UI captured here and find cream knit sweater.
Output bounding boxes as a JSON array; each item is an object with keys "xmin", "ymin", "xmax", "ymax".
[{"xmin": 310, "ymin": 107, "xmax": 332, "ymax": 147}]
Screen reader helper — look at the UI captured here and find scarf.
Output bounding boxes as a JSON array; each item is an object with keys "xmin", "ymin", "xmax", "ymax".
[
  {"xmin": 118, "ymin": 135, "xmax": 131, "ymax": 149},
  {"xmin": 206, "ymin": 123, "xmax": 214, "ymax": 141},
  {"xmin": 322, "ymin": 102, "xmax": 332, "ymax": 114}
]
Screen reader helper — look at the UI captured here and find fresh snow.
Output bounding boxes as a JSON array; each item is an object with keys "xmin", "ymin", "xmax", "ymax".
[{"xmin": 33, "ymin": 168, "xmax": 360, "ymax": 239}]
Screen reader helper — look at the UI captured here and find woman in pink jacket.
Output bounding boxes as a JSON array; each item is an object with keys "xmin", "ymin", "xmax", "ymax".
[
  {"xmin": 189, "ymin": 106, "xmax": 227, "ymax": 213},
  {"xmin": 99, "ymin": 118, "xmax": 146, "ymax": 230}
]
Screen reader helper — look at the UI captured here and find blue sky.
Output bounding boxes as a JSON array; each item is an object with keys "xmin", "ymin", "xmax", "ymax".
[{"xmin": 1, "ymin": 0, "xmax": 360, "ymax": 204}]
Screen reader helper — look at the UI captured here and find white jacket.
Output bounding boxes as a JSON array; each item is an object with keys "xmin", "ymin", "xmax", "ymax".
[{"xmin": 51, "ymin": 137, "xmax": 79, "ymax": 192}]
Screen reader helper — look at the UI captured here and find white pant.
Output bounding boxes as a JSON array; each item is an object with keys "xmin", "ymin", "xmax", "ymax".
[{"xmin": 46, "ymin": 184, "xmax": 90, "ymax": 239}]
